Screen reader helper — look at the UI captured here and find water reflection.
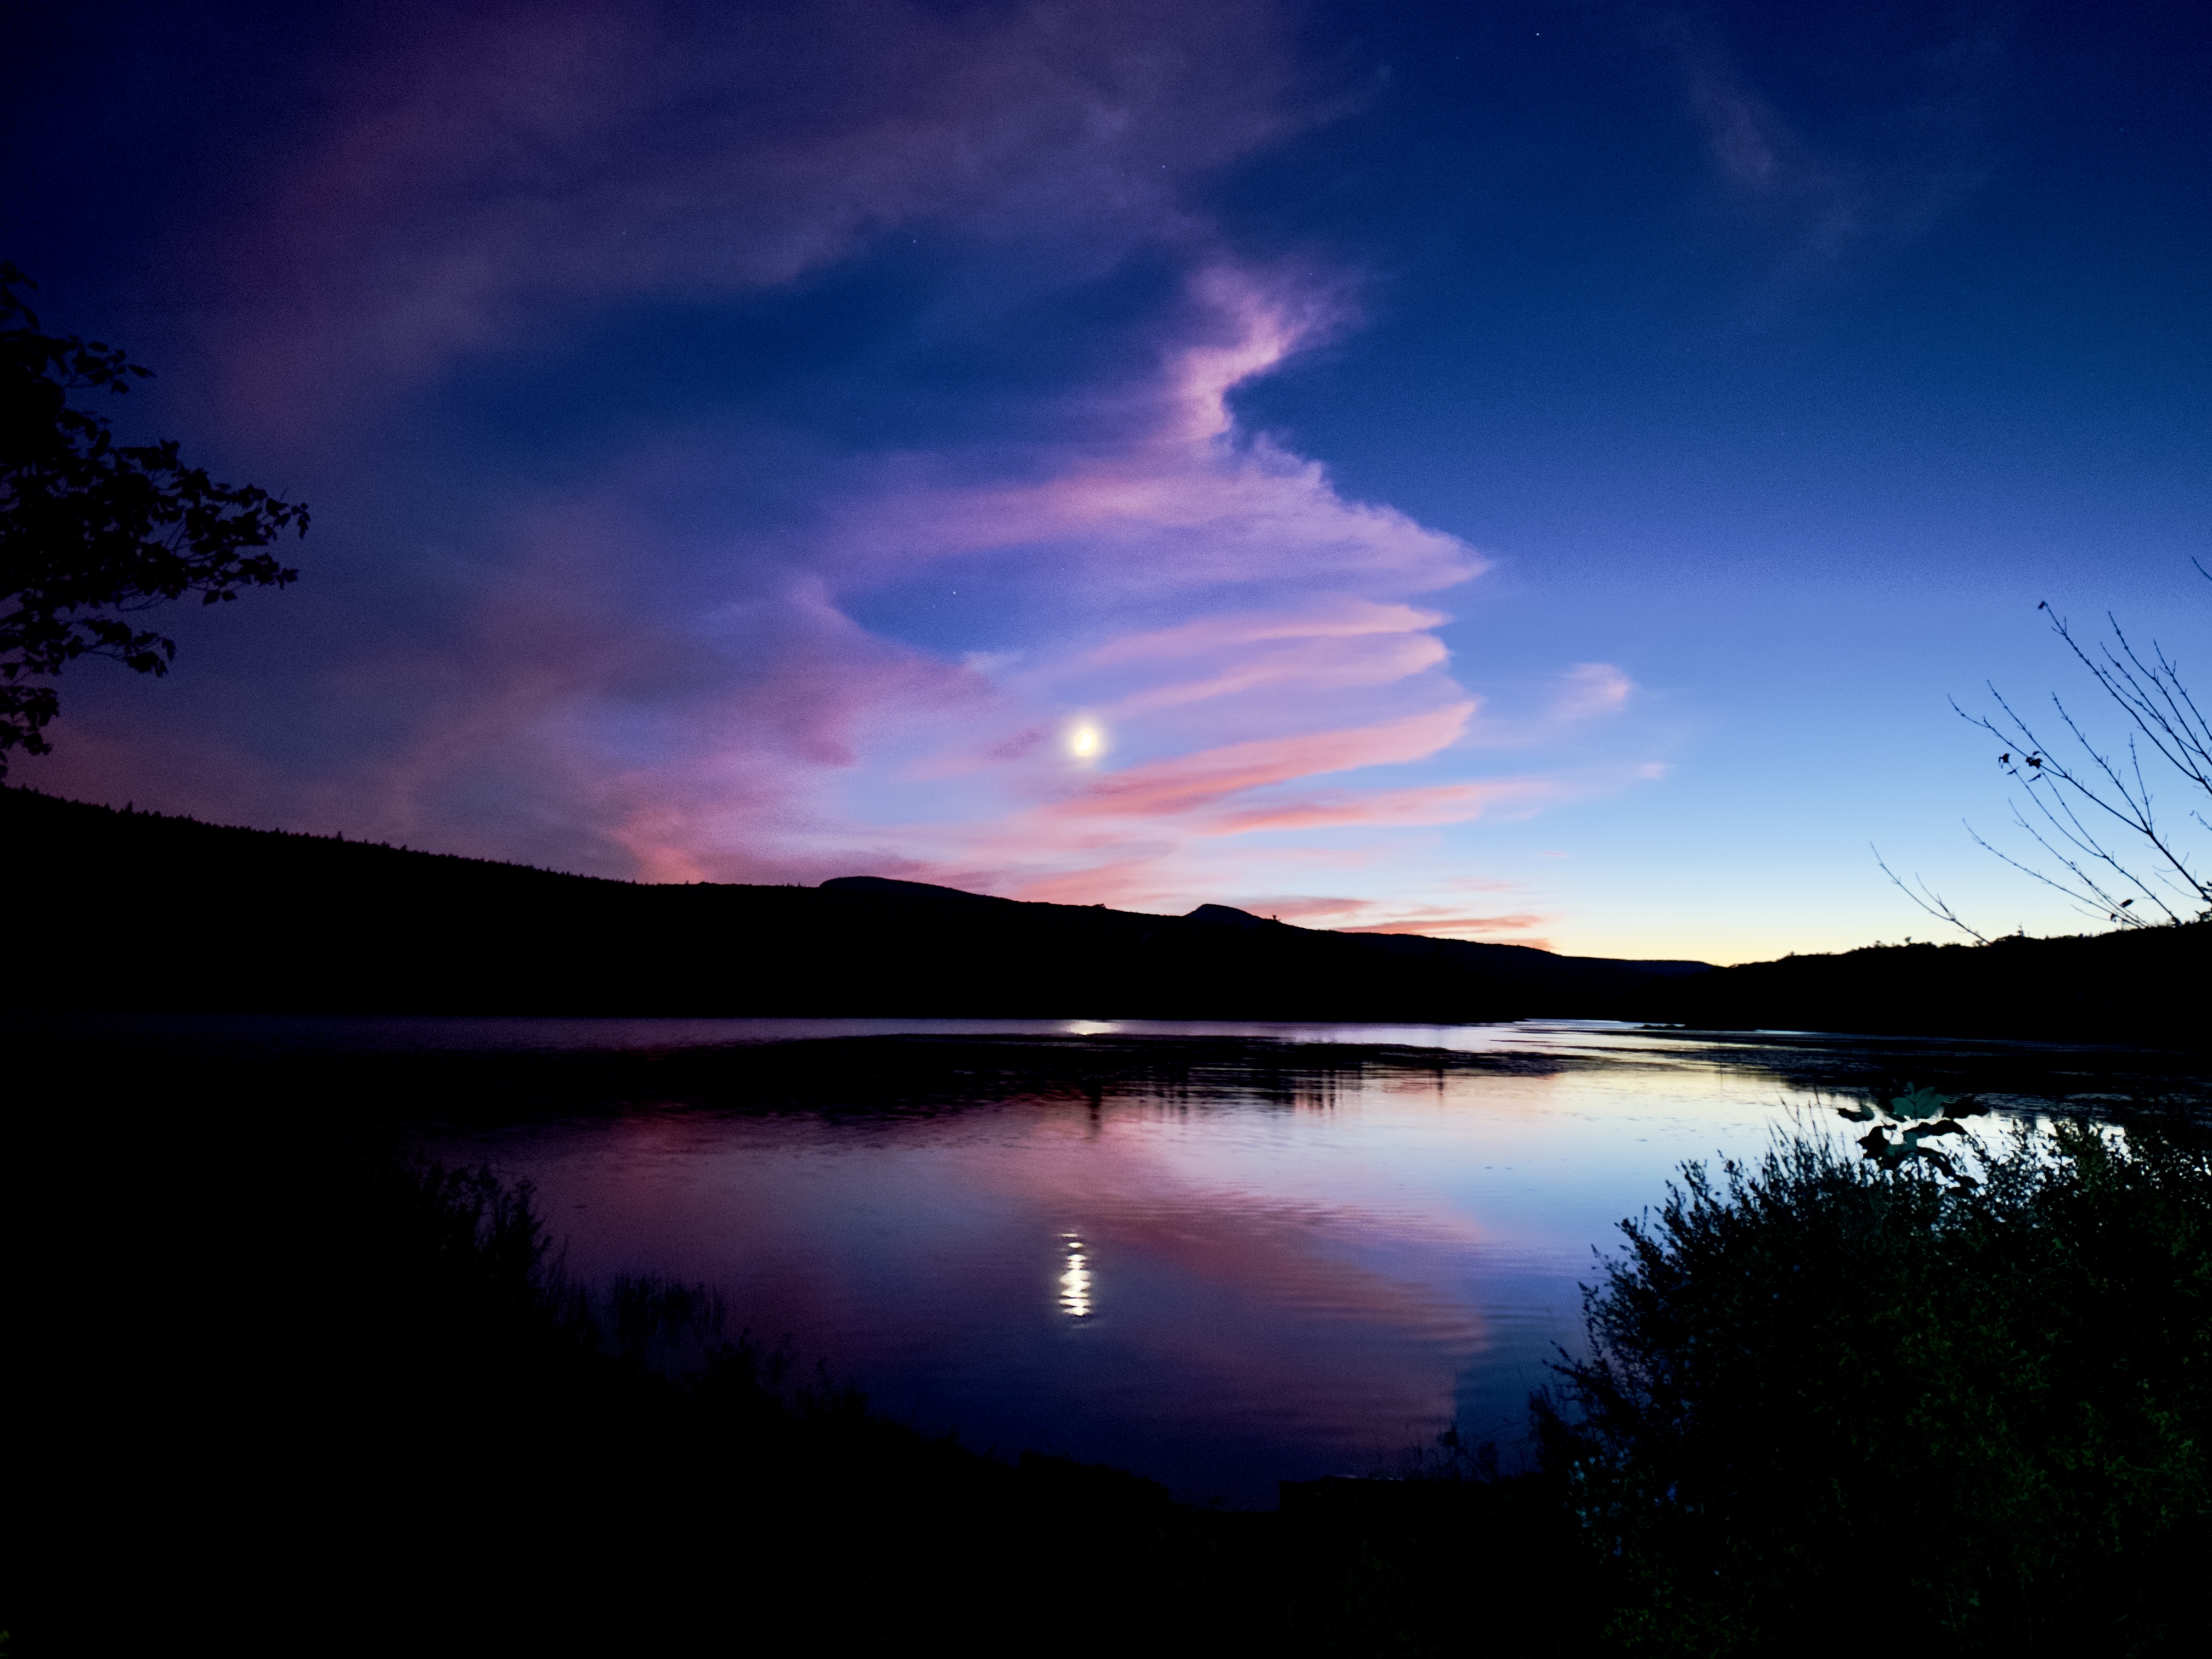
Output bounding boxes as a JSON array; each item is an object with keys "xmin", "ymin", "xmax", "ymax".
[
  {"xmin": 1059, "ymin": 1233, "xmax": 1092, "ymax": 1319},
  {"xmin": 40, "ymin": 1011, "xmax": 2193, "ymax": 1509},
  {"xmin": 416, "ymin": 1036, "xmax": 1824, "ymax": 1505}
]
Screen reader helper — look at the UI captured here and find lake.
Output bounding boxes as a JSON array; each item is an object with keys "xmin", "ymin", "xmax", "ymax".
[{"xmin": 26, "ymin": 1012, "xmax": 2205, "ymax": 1508}]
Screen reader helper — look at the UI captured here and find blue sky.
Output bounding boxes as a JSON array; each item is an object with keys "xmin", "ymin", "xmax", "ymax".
[{"xmin": 7, "ymin": 0, "xmax": 2208, "ymax": 961}]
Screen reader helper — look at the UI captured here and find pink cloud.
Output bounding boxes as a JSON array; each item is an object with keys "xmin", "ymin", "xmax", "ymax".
[
  {"xmin": 286, "ymin": 255, "xmax": 1558, "ymax": 907},
  {"xmin": 1001, "ymin": 859, "xmax": 1194, "ymax": 909},
  {"xmin": 1057, "ymin": 600, "xmax": 1456, "ymax": 719},
  {"xmin": 1206, "ymin": 777, "xmax": 1562, "ymax": 836},
  {"xmin": 1044, "ymin": 703, "xmax": 1475, "ymax": 823},
  {"xmin": 1171, "ymin": 890, "xmax": 1555, "ymax": 946},
  {"xmin": 1086, "ymin": 600, "xmax": 1452, "ymax": 664},
  {"xmin": 1552, "ymin": 662, "xmax": 1634, "ymax": 720},
  {"xmin": 1334, "ymin": 915, "xmax": 1555, "ymax": 946},
  {"xmin": 819, "ymin": 266, "xmax": 1475, "ymax": 603},
  {"xmin": 38, "ymin": 1, "xmax": 1679, "ymax": 941},
  {"xmin": 1107, "ymin": 630, "xmax": 1450, "ymax": 718}
]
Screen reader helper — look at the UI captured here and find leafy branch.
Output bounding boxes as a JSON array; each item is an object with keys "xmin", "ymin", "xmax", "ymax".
[{"xmin": 1, "ymin": 261, "xmax": 307, "ymax": 771}]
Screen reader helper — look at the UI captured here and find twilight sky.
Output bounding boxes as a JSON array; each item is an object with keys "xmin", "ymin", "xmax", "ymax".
[{"xmin": 7, "ymin": 0, "xmax": 2208, "ymax": 962}]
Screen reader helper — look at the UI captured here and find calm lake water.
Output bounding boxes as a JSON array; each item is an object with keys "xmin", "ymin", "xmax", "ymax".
[
  {"xmin": 373, "ymin": 1017, "xmax": 2209, "ymax": 1505},
  {"xmin": 31, "ymin": 1012, "xmax": 2204, "ymax": 1507}
]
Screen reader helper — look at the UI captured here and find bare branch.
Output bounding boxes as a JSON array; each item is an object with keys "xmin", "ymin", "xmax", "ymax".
[
  {"xmin": 1872, "ymin": 845, "xmax": 1988, "ymax": 943},
  {"xmin": 1954, "ymin": 592, "xmax": 2212, "ymax": 928}
]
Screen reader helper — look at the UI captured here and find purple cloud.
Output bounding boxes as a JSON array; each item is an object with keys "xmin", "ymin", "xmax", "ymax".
[
  {"xmin": 194, "ymin": 0, "xmax": 1313, "ymax": 439},
  {"xmin": 28, "ymin": 0, "xmax": 1667, "ymax": 940}
]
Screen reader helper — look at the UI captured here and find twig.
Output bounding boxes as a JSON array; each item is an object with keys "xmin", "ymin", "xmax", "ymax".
[{"xmin": 1873, "ymin": 847, "xmax": 1989, "ymax": 943}]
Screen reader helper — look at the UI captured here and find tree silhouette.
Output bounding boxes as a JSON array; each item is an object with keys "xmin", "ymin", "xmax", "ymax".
[{"xmin": 1, "ymin": 262, "xmax": 307, "ymax": 775}]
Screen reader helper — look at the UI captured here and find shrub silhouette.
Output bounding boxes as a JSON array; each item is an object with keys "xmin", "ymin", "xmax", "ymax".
[{"xmin": 1537, "ymin": 1109, "xmax": 2211, "ymax": 1654}]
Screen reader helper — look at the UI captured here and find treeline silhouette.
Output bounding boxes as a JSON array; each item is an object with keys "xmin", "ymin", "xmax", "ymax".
[
  {"xmin": 8, "ymin": 786, "xmax": 2204, "ymax": 1042},
  {"xmin": 1681, "ymin": 926, "xmax": 2210, "ymax": 1047},
  {"xmin": 2, "ymin": 787, "xmax": 1699, "ymax": 1019}
]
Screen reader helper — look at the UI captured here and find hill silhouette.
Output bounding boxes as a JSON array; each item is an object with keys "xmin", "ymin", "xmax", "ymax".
[
  {"xmin": 2, "ymin": 787, "xmax": 1701, "ymax": 1019},
  {"xmin": 9, "ymin": 786, "xmax": 2202, "ymax": 1041}
]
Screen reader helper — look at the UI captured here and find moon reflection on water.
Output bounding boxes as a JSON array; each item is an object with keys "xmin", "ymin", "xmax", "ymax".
[{"xmin": 1059, "ymin": 1233, "xmax": 1092, "ymax": 1319}]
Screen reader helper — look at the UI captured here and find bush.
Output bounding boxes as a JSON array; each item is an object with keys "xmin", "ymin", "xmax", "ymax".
[{"xmin": 1536, "ymin": 1109, "xmax": 2212, "ymax": 1654}]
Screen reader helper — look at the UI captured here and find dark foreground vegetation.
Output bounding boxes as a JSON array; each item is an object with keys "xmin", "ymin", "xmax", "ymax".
[
  {"xmin": 1536, "ymin": 1101, "xmax": 2211, "ymax": 1655},
  {"xmin": 44, "ymin": 1030, "xmax": 2204, "ymax": 1657}
]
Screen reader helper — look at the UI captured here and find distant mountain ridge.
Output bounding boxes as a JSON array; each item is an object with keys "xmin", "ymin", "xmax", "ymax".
[
  {"xmin": 825, "ymin": 875, "xmax": 1713, "ymax": 981},
  {"xmin": 4, "ymin": 788, "xmax": 1700, "ymax": 1019},
  {"xmin": 8, "ymin": 787, "xmax": 2202, "ymax": 1043}
]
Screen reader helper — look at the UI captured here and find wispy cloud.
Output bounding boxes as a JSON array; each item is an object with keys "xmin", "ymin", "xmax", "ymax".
[
  {"xmin": 550, "ymin": 259, "xmax": 1505, "ymax": 899},
  {"xmin": 1553, "ymin": 662, "xmax": 1634, "ymax": 721},
  {"xmin": 197, "ymin": 0, "xmax": 1313, "ymax": 440},
  {"xmin": 31, "ymin": 0, "xmax": 1671, "ymax": 938},
  {"xmin": 1649, "ymin": 5, "xmax": 2004, "ymax": 281},
  {"xmin": 1334, "ymin": 913, "xmax": 1554, "ymax": 945},
  {"xmin": 1045, "ymin": 703, "xmax": 1477, "ymax": 823}
]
